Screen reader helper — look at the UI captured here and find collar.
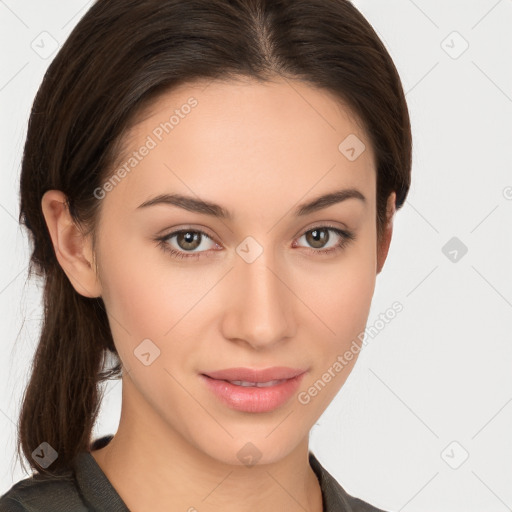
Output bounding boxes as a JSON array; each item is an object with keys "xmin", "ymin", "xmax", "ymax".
[{"xmin": 308, "ymin": 451, "xmax": 355, "ymax": 512}]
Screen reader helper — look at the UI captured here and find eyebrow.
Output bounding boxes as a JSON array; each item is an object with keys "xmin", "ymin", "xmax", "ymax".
[{"xmin": 136, "ymin": 188, "xmax": 366, "ymax": 219}]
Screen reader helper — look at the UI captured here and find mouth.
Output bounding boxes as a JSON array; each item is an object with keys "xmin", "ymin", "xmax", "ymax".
[
  {"xmin": 216, "ymin": 378, "xmax": 289, "ymax": 387},
  {"xmin": 199, "ymin": 367, "xmax": 307, "ymax": 413},
  {"xmin": 202, "ymin": 366, "xmax": 307, "ymax": 382}
]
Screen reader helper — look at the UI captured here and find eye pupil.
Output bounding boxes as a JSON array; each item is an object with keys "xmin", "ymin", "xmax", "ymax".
[{"xmin": 306, "ymin": 228, "xmax": 329, "ymax": 249}]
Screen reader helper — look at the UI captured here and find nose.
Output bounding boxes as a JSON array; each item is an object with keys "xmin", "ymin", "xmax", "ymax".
[{"xmin": 220, "ymin": 251, "xmax": 296, "ymax": 350}]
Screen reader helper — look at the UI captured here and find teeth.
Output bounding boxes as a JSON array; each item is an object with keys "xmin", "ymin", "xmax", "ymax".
[{"xmin": 228, "ymin": 379, "xmax": 285, "ymax": 387}]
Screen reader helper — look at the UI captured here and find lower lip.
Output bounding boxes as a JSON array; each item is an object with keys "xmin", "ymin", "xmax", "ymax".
[{"xmin": 199, "ymin": 373, "xmax": 306, "ymax": 413}]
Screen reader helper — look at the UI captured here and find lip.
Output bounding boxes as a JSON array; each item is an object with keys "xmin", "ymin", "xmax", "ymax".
[
  {"xmin": 200, "ymin": 367, "xmax": 308, "ymax": 413},
  {"xmin": 203, "ymin": 366, "xmax": 306, "ymax": 382}
]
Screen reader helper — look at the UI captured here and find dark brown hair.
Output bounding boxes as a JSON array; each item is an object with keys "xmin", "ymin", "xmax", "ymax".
[{"xmin": 16, "ymin": 0, "xmax": 412, "ymax": 475}]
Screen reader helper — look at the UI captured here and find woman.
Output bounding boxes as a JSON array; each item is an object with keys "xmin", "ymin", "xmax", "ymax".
[{"xmin": 0, "ymin": 0, "xmax": 411, "ymax": 510}]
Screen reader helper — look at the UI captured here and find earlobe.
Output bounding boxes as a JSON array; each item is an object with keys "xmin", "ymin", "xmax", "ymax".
[
  {"xmin": 376, "ymin": 191, "xmax": 396, "ymax": 275},
  {"xmin": 41, "ymin": 190, "xmax": 102, "ymax": 298}
]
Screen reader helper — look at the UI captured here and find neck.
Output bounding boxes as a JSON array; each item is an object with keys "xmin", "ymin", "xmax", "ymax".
[{"xmin": 91, "ymin": 377, "xmax": 324, "ymax": 512}]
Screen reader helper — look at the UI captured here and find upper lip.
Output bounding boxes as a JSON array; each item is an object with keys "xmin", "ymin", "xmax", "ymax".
[{"xmin": 202, "ymin": 367, "xmax": 307, "ymax": 382}]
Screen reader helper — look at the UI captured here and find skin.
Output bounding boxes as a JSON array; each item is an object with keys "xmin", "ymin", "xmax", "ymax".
[{"xmin": 41, "ymin": 76, "xmax": 395, "ymax": 512}]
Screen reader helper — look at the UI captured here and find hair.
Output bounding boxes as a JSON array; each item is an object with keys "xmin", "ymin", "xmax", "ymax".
[{"xmin": 16, "ymin": 0, "xmax": 412, "ymax": 475}]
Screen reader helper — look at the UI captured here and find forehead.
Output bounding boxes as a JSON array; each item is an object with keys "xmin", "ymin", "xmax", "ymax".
[
  {"xmin": 103, "ymin": 77, "xmax": 376, "ymax": 217},
  {"xmin": 122, "ymin": 76, "xmax": 370, "ymax": 150}
]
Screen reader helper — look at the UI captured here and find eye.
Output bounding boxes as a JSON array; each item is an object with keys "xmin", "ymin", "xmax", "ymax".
[
  {"xmin": 293, "ymin": 225, "xmax": 356, "ymax": 256},
  {"xmin": 155, "ymin": 224, "xmax": 356, "ymax": 260},
  {"xmin": 155, "ymin": 229, "xmax": 220, "ymax": 260}
]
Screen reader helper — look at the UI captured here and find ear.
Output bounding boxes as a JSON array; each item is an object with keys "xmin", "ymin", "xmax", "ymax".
[
  {"xmin": 41, "ymin": 190, "xmax": 102, "ymax": 298},
  {"xmin": 376, "ymin": 191, "xmax": 396, "ymax": 275}
]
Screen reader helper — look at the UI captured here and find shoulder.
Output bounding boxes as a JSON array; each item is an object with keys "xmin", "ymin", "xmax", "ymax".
[
  {"xmin": 342, "ymin": 494, "xmax": 391, "ymax": 512},
  {"xmin": 309, "ymin": 451, "xmax": 391, "ymax": 512},
  {"xmin": 0, "ymin": 470, "xmax": 89, "ymax": 512}
]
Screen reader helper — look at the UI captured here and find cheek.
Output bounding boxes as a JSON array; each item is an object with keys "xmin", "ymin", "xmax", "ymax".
[
  {"xmin": 297, "ymin": 234, "xmax": 376, "ymax": 340},
  {"xmin": 96, "ymin": 230, "xmax": 181, "ymax": 346},
  {"xmin": 96, "ymin": 228, "xmax": 218, "ymax": 378},
  {"xmin": 294, "ymin": 244, "xmax": 376, "ymax": 410}
]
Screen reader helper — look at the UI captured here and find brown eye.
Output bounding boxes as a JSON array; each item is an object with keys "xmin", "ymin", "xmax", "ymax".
[
  {"xmin": 294, "ymin": 226, "xmax": 356, "ymax": 256},
  {"xmin": 176, "ymin": 231, "xmax": 203, "ymax": 251},
  {"xmin": 305, "ymin": 228, "xmax": 330, "ymax": 249},
  {"xmin": 156, "ymin": 228, "xmax": 219, "ymax": 260}
]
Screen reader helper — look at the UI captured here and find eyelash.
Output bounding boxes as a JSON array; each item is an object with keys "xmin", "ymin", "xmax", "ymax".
[{"xmin": 155, "ymin": 225, "xmax": 356, "ymax": 260}]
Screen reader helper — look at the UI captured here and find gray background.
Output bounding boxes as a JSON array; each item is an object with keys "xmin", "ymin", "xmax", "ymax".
[{"xmin": 1, "ymin": 1, "xmax": 511, "ymax": 510}]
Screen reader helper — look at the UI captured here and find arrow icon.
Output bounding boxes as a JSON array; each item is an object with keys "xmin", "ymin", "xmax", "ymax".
[
  {"xmin": 34, "ymin": 448, "xmax": 45, "ymax": 458},
  {"xmin": 441, "ymin": 236, "xmax": 468, "ymax": 263},
  {"xmin": 134, "ymin": 339, "xmax": 161, "ymax": 365}
]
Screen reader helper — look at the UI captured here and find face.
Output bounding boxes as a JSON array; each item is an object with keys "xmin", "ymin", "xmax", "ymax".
[{"xmin": 90, "ymin": 76, "xmax": 388, "ymax": 466}]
